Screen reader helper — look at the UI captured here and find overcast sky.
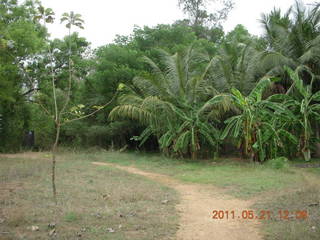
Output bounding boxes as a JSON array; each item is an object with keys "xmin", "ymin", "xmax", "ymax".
[{"xmin": 40, "ymin": 0, "xmax": 316, "ymax": 47}]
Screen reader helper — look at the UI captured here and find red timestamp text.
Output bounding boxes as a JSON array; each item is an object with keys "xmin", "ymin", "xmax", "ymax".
[{"xmin": 212, "ymin": 210, "xmax": 308, "ymax": 220}]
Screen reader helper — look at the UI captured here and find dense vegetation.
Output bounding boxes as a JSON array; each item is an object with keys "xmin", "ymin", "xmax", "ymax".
[{"xmin": 1, "ymin": 0, "xmax": 320, "ymax": 162}]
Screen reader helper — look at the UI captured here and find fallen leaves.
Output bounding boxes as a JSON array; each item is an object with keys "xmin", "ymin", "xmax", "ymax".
[
  {"xmin": 29, "ymin": 226, "xmax": 39, "ymax": 231},
  {"xmin": 48, "ymin": 228, "xmax": 56, "ymax": 236},
  {"xmin": 161, "ymin": 199, "xmax": 169, "ymax": 204},
  {"xmin": 106, "ymin": 227, "xmax": 115, "ymax": 233}
]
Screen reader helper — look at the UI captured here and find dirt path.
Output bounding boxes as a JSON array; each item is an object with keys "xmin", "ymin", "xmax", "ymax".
[{"xmin": 92, "ymin": 162, "xmax": 262, "ymax": 240}]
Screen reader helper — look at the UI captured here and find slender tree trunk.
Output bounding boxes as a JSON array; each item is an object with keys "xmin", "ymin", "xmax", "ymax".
[
  {"xmin": 302, "ymin": 114, "xmax": 311, "ymax": 161},
  {"xmin": 51, "ymin": 122, "xmax": 61, "ymax": 204},
  {"xmin": 191, "ymin": 150, "xmax": 196, "ymax": 160},
  {"xmin": 213, "ymin": 144, "xmax": 219, "ymax": 160},
  {"xmin": 315, "ymin": 122, "xmax": 320, "ymax": 158}
]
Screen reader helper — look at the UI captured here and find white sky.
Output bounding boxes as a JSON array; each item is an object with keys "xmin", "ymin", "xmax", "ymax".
[{"xmin": 40, "ymin": 0, "xmax": 316, "ymax": 47}]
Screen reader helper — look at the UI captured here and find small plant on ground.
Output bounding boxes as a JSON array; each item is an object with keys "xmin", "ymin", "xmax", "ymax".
[{"xmin": 266, "ymin": 157, "xmax": 289, "ymax": 169}]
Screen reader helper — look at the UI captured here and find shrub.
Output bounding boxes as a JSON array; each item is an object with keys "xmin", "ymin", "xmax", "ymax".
[{"xmin": 266, "ymin": 157, "xmax": 289, "ymax": 169}]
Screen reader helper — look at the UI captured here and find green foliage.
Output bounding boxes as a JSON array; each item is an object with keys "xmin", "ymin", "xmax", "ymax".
[
  {"xmin": 79, "ymin": 21, "xmax": 225, "ymax": 149},
  {"xmin": 220, "ymin": 78, "xmax": 281, "ymax": 161},
  {"xmin": 0, "ymin": 0, "xmax": 46, "ymax": 152},
  {"xmin": 259, "ymin": 2, "xmax": 320, "ymax": 92},
  {"xmin": 129, "ymin": 23, "xmax": 198, "ymax": 54},
  {"xmin": 64, "ymin": 211, "xmax": 79, "ymax": 222},
  {"xmin": 60, "ymin": 11, "xmax": 84, "ymax": 29},
  {"xmin": 29, "ymin": 104, "xmax": 55, "ymax": 150},
  {"xmin": 107, "ymin": 2, "xmax": 320, "ymax": 160},
  {"xmin": 266, "ymin": 157, "xmax": 289, "ymax": 169},
  {"xmin": 1, "ymin": 0, "xmax": 320, "ymax": 162},
  {"xmin": 110, "ymin": 46, "xmax": 222, "ymax": 158},
  {"xmin": 283, "ymin": 67, "xmax": 320, "ymax": 161},
  {"xmin": 26, "ymin": 31, "xmax": 92, "ymax": 148},
  {"xmin": 0, "ymin": 102, "xmax": 30, "ymax": 152}
]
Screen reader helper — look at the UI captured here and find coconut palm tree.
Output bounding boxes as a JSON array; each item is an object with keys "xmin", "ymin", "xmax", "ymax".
[
  {"xmin": 60, "ymin": 11, "xmax": 84, "ymax": 31},
  {"xmin": 258, "ymin": 2, "xmax": 320, "ymax": 158},
  {"xmin": 259, "ymin": 1, "xmax": 320, "ymax": 90},
  {"xmin": 209, "ymin": 40, "xmax": 259, "ymax": 95},
  {"xmin": 110, "ymin": 46, "xmax": 226, "ymax": 159}
]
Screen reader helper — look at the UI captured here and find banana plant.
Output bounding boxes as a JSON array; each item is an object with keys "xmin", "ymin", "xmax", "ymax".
[
  {"xmin": 220, "ymin": 77, "xmax": 290, "ymax": 162},
  {"xmin": 285, "ymin": 67, "xmax": 320, "ymax": 161}
]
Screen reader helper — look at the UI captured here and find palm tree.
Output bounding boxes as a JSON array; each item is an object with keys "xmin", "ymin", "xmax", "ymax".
[
  {"xmin": 258, "ymin": 2, "xmax": 320, "ymax": 158},
  {"xmin": 209, "ymin": 40, "xmax": 259, "ymax": 95},
  {"xmin": 60, "ymin": 11, "xmax": 84, "ymax": 31},
  {"xmin": 259, "ymin": 2, "xmax": 320, "ymax": 90},
  {"xmin": 110, "ymin": 46, "xmax": 224, "ymax": 159}
]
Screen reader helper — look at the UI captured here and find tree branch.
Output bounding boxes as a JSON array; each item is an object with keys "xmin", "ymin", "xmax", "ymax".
[
  {"xmin": 59, "ymin": 26, "xmax": 73, "ymax": 116},
  {"xmin": 31, "ymin": 99, "xmax": 54, "ymax": 119},
  {"xmin": 22, "ymin": 88, "xmax": 41, "ymax": 96},
  {"xmin": 61, "ymin": 92, "xmax": 118, "ymax": 125}
]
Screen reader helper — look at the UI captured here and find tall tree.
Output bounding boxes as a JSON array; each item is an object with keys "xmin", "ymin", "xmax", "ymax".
[
  {"xmin": 34, "ymin": 8, "xmax": 117, "ymax": 202},
  {"xmin": 259, "ymin": 2, "xmax": 320, "ymax": 91},
  {"xmin": 0, "ymin": 0, "xmax": 46, "ymax": 151},
  {"xmin": 178, "ymin": 0, "xmax": 234, "ymax": 28},
  {"xmin": 259, "ymin": 2, "xmax": 320, "ymax": 157},
  {"xmin": 206, "ymin": 25, "xmax": 266, "ymax": 95},
  {"xmin": 49, "ymin": 10, "xmax": 85, "ymax": 203},
  {"xmin": 34, "ymin": 7, "xmax": 86, "ymax": 202}
]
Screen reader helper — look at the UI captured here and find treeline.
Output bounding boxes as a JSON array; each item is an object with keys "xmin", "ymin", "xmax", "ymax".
[{"xmin": 0, "ymin": 0, "xmax": 319, "ymax": 161}]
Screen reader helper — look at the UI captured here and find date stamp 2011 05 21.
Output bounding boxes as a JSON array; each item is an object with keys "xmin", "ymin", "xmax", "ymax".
[{"xmin": 212, "ymin": 210, "xmax": 308, "ymax": 221}]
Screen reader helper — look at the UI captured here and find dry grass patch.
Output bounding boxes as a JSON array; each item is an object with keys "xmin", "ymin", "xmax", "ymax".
[
  {"xmin": 253, "ymin": 172, "xmax": 320, "ymax": 240},
  {"xmin": 0, "ymin": 153, "xmax": 178, "ymax": 240}
]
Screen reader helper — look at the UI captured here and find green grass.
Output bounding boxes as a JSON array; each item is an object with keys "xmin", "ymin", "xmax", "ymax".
[
  {"xmin": 291, "ymin": 157, "xmax": 320, "ymax": 163},
  {"xmin": 307, "ymin": 168, "xmax": 320, "ymax": 175},
  {"xmin": 88, "ymin": 151, "xmax": 305, "ymax": 198},
  {"xmin": 85, "ymin": 150, "xmax": 318, "ymax": 239},
  {"xmin": 64, "ymin": 212, "xmax": 79, "ymax": 222},
  {"xmin": 0, "ymin": 153, "xmax": 178, "ymax": 240}
]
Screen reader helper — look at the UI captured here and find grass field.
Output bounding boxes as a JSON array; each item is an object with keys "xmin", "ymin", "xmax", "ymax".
[
  {"xmin": 1, "ymin": 150, "xmax": 319, "ymax": 239},
  {"xmin": 0, "ymin": 153, "xmax": 178, "ymax": 240},
  {"xmin": 91, "ymin": 151, "xmax": 320, "ymax": 239},
  {"xmin": 91, "ymin": 151, "xmax": 307, "ymax": 198}
]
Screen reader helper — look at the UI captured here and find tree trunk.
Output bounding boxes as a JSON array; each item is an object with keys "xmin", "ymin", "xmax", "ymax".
[
  {"xmin": 51, "ymin": 122, "xmax": 61, "ymax": 204},
  {"xmin": 191, "ymin": 150, "xmax": 196, "ymax": 160},
  {"xmin": 315, "ymin": 122, "xmax": 320, "ymax": 158}
]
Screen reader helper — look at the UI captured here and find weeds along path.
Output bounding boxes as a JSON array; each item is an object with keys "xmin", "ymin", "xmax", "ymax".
[{"xmin": 92, "ymin": 162, "xmax": 262, "ymax": 240}]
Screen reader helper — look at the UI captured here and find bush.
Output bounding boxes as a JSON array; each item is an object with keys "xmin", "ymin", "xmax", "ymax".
[
  {"xmin": 0, "ymin": 101, "xmax": 31, "ymax": 152},
  {"xmin": 29, "ymin": 104, "xmax": 55, "ymax": 150},
  {"xmin": 266, "ymin": 157, "xmax": 289, "ymax": 169}
]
